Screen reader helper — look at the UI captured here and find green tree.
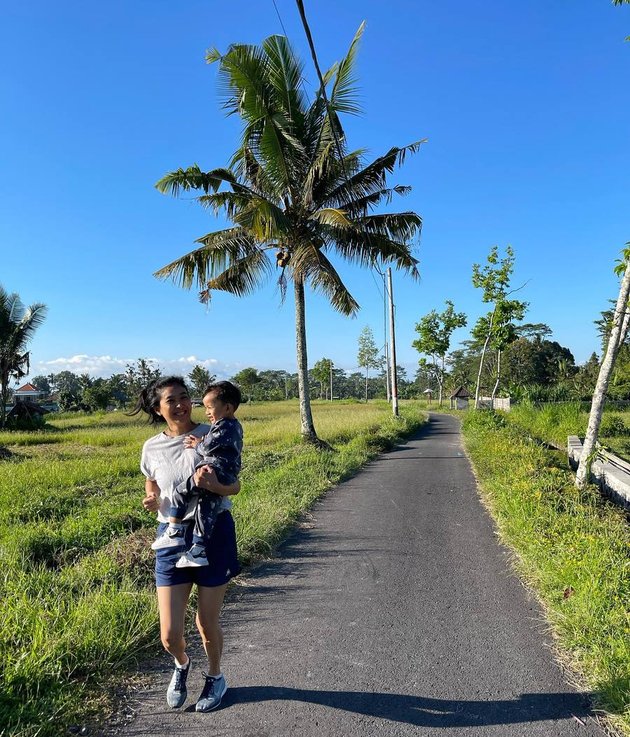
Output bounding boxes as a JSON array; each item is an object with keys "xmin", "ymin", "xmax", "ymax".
[
  {"xmin": 0, "ymin": 286, "xmax": 47, "ymax": 428},
  {"xmin": 412, "ymin": 300, "xmax": 467, "ymax": 406},
  {"xmin": 30, "ymin": 375, "xmax": 52, "ymax": 395},
  {"xmin": 189, "ymin": 365, "xmax": 216, "ymax": 398},
  {"xmin": 154, "ymin": 28, "xmax": 422, "ymax": 444},
  {"xmin": 312, "ymin": 358, "xmax": 333, "ymax": 399},
  {"xmin": 81, "ymin": 378, "xmax": 113, "ymax": 411},
  {"xmin": 125, "ymin": 359, "xmax": 160, "ymax": 399},
  {"xmin": 357, "ymin": 326, "xmax": 382, "ymax": 402},
  {"xmin": 232, "ymin": 367, "xmax": 261, "ymax": 403},
  {"xmin": 471, "ymin": 245, "xmax": 527, "ymax": 408}
]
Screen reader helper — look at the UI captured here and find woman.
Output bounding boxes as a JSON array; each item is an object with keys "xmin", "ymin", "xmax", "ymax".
[{"xmin": 132, "ymin": 376, "xmax": 240, "ymax": 713}]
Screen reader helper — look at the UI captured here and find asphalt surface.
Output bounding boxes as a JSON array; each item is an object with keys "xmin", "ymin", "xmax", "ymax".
[{"xmin": 116, "ymin": 413, "xmax": 604, "ymax": 736}]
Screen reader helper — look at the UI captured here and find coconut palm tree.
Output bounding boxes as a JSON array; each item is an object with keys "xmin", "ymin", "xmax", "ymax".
[
  {"xmin": 0, "ymin": 286, "xmax": 47, "ymax": 428},
  {"xmin": 155, "ymin": 27, "xmax": 423, "ymax": 444}
]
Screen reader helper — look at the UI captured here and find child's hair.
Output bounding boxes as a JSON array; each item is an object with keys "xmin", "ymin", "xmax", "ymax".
[
  {"xmin": 127, "ymin": 376, "xmax": 189, "ymax": 424},
  {"xmin": 203, "ymin": 380, "xmax": 242, "ymax": 410}
]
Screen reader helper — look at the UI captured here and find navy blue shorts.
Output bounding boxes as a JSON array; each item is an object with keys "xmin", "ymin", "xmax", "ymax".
[{"xmin": 154, "ymin": 510, "xmax": 240, "ymax": 588}]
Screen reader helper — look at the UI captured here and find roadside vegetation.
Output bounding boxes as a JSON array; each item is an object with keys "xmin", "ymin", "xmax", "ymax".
[
  {"xmin": 508, "ymin": 401, "xmax": 630, "ymax": 462},
  {"xmin": 461, "ymin": 409, "xmax": 630, "ymax": 736},
  {"xmin": 0, "ymin": 400, "xmax": 425, "ymax": 737}
]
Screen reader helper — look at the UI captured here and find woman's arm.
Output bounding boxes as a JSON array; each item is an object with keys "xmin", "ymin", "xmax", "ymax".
[
  {"xmin": 193, "ymin": 466, "xmax": 240, "ymax": 497},
  {"xmin": 143, "ymin": 478, "xmax": 161, "ymax": 511}
]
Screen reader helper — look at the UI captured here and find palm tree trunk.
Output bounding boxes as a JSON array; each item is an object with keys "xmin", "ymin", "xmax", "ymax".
[
  {"xmin": 364, "ymin": 370, "xmax": 368, "ymax": 403},
  {"xmin": 576, "ymin": 260, "xmax": 630, "ymax": 488},
  {"xmin": 294, "ymin": 277, "xmax": 319, "ymax": 443}
]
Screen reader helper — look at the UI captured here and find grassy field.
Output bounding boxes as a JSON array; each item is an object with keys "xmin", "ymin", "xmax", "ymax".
[
  {"xmin": 0, "ymin": 399, "xmax": 426, "ymax": 737},
  {"xmin": 508, "ymin": 401, "xmax": 630, "ymax": 461},
  {"xmin": 461, "ymin": 410, "xmax": 630, "ymax": 736}
]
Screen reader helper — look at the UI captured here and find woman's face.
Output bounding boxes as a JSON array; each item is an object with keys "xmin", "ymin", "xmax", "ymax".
[{"xmin": 155, "ymin": 383, "xmax": 194, "ymax": 432}]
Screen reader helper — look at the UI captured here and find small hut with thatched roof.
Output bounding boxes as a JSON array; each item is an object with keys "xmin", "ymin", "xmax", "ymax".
[{"xmin": 450, "ymin": 386, "xmax": 471, "ymax": 410}]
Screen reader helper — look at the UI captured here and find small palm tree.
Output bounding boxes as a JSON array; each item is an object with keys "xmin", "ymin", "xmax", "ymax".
[
  {"xmin": 0, "ymin": 286, "xmax": 47, "ymax": 428},
  {"xmin": 155, "ymin": 27, "xmax": 423, "ymax": 443}
]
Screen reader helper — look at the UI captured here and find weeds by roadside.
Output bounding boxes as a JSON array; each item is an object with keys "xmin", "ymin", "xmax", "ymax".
[{"xmin": 461, "ymin": 410, "xmax": 630, "ymax": 736}]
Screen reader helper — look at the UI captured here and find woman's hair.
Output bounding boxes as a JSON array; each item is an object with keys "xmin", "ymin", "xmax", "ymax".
[
  {"xmin": 203, "ymin": 380, "xmax": 242, "ymax": 410},
  {"xmin": 127, "ymin": 376, "xmax": 189, "ymax": 424}
]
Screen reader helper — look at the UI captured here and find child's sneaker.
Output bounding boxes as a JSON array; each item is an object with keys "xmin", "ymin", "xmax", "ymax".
[
  {"xmin": 175, "ymin": 544, "xmax": 209, "ymax": 568},
  {"xmin": 151, "ymin": 525, "xmax": 185, "ymax": 550}
]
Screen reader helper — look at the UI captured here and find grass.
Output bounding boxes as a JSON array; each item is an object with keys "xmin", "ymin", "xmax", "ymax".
[
  {"xmin": 507, "ymin": 401, "xmax": 630, "ymax": 462},
  {"xmin": 461, "ymin": 409, "xmax": 630, "ymax": 736},
  {"xmin": 0, "ymin": 399, "xmax": 425, "ymax": 737}
]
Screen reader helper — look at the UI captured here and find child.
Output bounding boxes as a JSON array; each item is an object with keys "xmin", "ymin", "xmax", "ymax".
[{"xmin": 151, "ymin": 381, "xmax": 243, "ymax": 568}]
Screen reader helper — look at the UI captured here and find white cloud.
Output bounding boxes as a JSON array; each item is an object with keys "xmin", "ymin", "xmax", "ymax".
[{"xmin": 31, "ymin": 355, "xmax": 242, "ymax": 380}]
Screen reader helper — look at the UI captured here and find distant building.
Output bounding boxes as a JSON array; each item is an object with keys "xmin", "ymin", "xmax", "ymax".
[
  {"xmin": 13, "ymin": 383, "xmax": 44, "ymax": 403},
  {"xmin": 450, "ymin": 386, "xmax": 471, "ymax": 410},
  {"xmin": 7, "ymin": 400, "xmax": 49, "ymax": 422}
]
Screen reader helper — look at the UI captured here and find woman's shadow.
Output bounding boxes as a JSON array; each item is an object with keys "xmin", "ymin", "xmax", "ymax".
[{"xmin": 221, "ymin": 686, "xmax": 596, "ymax": 729}]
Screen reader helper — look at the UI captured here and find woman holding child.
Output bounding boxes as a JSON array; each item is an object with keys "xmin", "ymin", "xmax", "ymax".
[{"xmin": 131, "ymin": 376, "xmax": 241, "ymax": 713}]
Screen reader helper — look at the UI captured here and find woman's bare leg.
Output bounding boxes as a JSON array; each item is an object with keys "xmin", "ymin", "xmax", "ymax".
[
  {"xmin": 157, "ymin": 583, "xmax": 193, "ymax": 663},
  {"xmin": 196, "ymin": 583, "xmax": 228, "ymax": 674}
]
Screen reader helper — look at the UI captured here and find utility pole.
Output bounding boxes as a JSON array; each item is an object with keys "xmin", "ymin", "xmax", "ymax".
[
  {"xmin": 387, "ymin": 268, "xmax": 399, "ymax": 416},
  {"xmin": 383, "ymin": 271, "xmax": 390, "ymax": 402}
]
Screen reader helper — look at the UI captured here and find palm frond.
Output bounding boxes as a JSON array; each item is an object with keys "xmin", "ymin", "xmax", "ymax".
[
  {"xmin": 322, "ymin": 225, "xmax": 420, "ymax": 278},
  {"xmin": 200, "ymin": 249, "xmax": 272, "ymax": 302},
  {"xmin": 310, "ymin": 208, "xmax": 352, "ymax": 228},
  {"xmin": 329, "ymin": 22, "xmax": 365, "ymax": 116},
  {"xmin": 155, "ymin": 165, "xmax": 226, "ymax": 196},
  {"xmin": 356, "ymin": 212, "xmax": 423, "ymax": 242},
  {"xmin": 335, "ymin": 185, "xmax": 412, "ymax": 216},
  {"xmin": 293, "ymin": 245, "xmax": 360, "ymax": 316},
  {"xmin": 321, "ymin": 141, "xmax": 426, "ymax": 208},
  {"xmin": 262, "ymin": 35, "xmax": 307, "ymax": 135},
  {"xmin": 154, "ymin": 228, "xmax": 264, "ymax": 289},
  {"xmin": 196, "ymin": 190, "xmax": 289, "ymax": 238}
]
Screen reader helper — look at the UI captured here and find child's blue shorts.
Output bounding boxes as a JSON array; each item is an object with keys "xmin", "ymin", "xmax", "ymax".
[{"xmin": 154, "ymin": 510, "xmax": 240, "ymax": 588}]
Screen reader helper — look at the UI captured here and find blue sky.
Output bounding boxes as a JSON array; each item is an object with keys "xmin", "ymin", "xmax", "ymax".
[{"xmin": 1, "ymin": 0, "xmax": 629, "ymax": 382}]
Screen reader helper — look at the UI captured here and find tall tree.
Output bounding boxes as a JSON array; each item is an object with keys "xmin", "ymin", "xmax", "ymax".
[
  {"xmin": 576, "ymin": 245, "xmax": 630, "ymax": 488},
  {"xmin": 412, "ymin": 300, "xmax": 467, "ymax": 406},
  {"xmin": 357, "ymin": 326, "xmax": 382, "ymax": 402},
  {"xmin": 0, "ymin": 286, "xmax": 47, "ymax": 428},
  {"xmin": 154, "ymin": 28, "xmax": 422, "ymax": 444},
  {"xmin": 189, "ymin": 365, "xmax": 215, "ymax": 397},
  {"xmin": 471, "ymin": 245, "xmax": 526, "ymax": 408}
]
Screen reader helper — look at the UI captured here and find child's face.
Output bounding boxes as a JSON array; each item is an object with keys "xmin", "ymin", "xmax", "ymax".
[{"xmin": 203, "ymin": 391, "xmax": 232, "ymax": 423}]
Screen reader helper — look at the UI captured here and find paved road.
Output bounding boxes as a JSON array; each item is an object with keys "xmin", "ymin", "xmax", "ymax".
[{"xmin": 117, "ymin": 413, "xmax": 604, "ymax": 736}]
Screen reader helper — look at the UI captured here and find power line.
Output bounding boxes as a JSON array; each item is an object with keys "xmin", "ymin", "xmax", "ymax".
[{"xmin": 271, "ymin": 0, "xmax": 290, "ymax": 36}]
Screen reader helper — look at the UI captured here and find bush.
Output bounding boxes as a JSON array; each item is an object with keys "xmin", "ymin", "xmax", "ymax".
[{"xmin": 599, "ymin": 414, "xmax": 629, "ymax": 437}]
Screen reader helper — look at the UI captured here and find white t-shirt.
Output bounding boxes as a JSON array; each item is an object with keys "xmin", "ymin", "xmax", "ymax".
[{"xmin": 140, "ymin": 423, "xmax": 231, "ymax": 523}]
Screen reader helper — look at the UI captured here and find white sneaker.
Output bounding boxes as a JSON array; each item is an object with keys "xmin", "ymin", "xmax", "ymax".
[
  {"xmin": 151, "ymin": 526, "xmax": 185, "ymax": 550},
  {"xmin": 175, "ymin": 544, "xmax": 209, "ymax": 568}
]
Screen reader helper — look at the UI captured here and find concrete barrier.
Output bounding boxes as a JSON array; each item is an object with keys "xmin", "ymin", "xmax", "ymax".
[{"xmin": 568, "ymin": 436, "xmax": 630, "ymax": 510}]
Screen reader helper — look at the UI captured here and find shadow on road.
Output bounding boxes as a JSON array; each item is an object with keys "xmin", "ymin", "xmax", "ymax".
[{"xmin": 222, "ymin": 686, "xmax": 595, "ymax": 728}]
